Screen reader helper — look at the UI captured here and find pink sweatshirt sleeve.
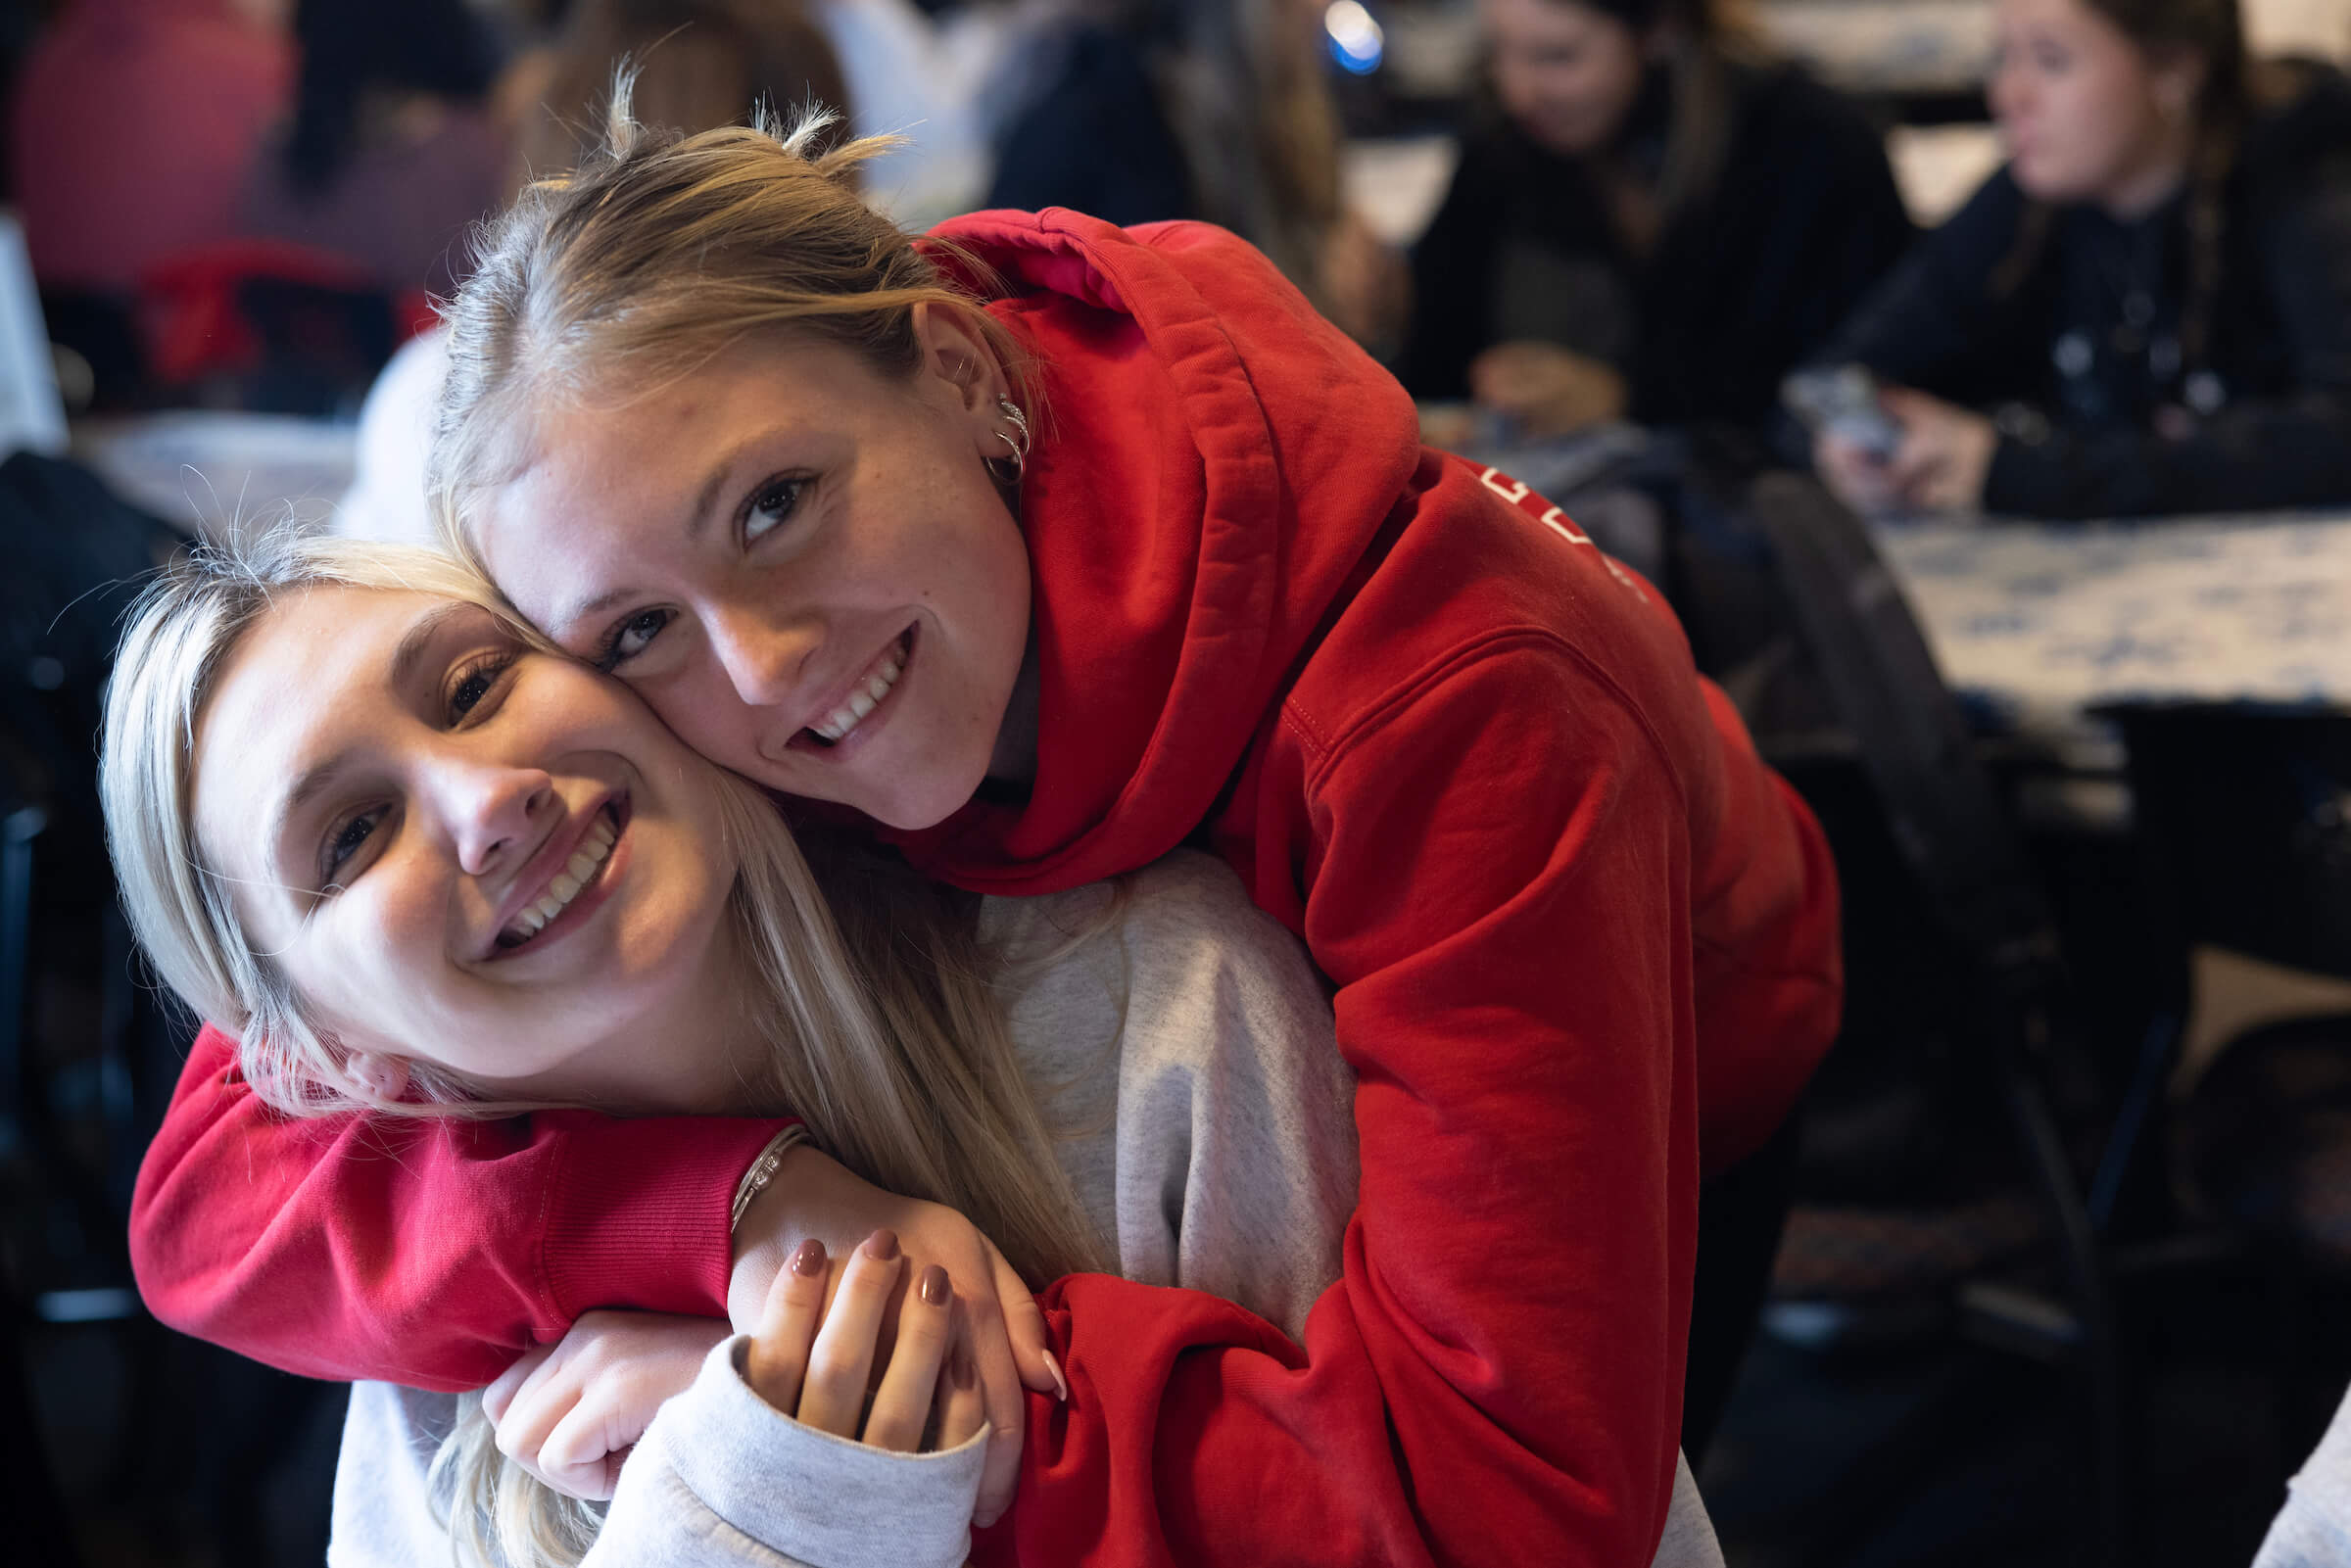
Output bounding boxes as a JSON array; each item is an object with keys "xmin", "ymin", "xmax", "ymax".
[{"xmin": 129, "ymin": 1025, "xmax": 789, "ymax": 1390}]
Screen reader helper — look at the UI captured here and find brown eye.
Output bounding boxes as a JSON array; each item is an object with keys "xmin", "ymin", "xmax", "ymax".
[
  {"xmin": 322, "ymin": 807, "xmax": 385, "ymax": 884},
  {"xmin": 446, "ymin": 650, "xmax": 518, "ymax": 722}
]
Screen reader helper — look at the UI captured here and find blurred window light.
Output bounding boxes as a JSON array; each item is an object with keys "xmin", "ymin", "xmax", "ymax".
[{"xmin": 1326, "ymin": 1, "xmax": 1386, "ymax": 74}]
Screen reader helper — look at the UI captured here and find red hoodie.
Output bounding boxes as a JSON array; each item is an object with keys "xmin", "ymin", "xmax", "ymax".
[{"xmin": 131, "ymin": 213, "xmax": 1840, "ymax": 1564}]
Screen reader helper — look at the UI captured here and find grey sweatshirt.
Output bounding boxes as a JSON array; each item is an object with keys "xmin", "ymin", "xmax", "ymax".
[
  {"xmin": 327, "ymin": 852, "xmax": 1721, "ymax": 1568},
  {"xmin": 2255, "ymin": 1380, "xmax": 2351, "ymax": 1567}
]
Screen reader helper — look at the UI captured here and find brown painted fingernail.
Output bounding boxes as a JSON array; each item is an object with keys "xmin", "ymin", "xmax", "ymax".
[
  {"xmin": 918, "ymin": 1263, "xmax": 949, "ymax": 1306},
  {"xmin": 789, "ymin": 1237, "xmax": 827, "ymax": 1277},
  {"xmin": 861, "ymin": 1227, "xmax": 900, "ymax": 1261}
]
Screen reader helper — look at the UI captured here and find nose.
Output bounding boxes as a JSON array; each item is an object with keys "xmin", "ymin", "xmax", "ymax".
[
  {"xmin": 430, "ymin": 758, "xmax": 555, "ymax": 877},
  {"xmin": 705, "ymin": 603, "xmax": 820, "ymax": 711}
]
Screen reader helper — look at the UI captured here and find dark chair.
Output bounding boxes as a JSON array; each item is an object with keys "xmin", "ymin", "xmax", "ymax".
[
  {"xmin": 1739, "ymin": 470, "xmax": 2126, "ymax": 1564},
  {"xmin": 2094, "ymin": 702, "xmax": 2351, "ymax": 1443}
]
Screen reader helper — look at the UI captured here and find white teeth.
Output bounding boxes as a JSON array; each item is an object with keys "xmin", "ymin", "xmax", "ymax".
[
  {"xmin": 499, "ymin": 810, "xmax": 619, "ymax": 947},
  {"xmin": 811, "ymin": 644, "xmax": 907, "ymax": 742}
]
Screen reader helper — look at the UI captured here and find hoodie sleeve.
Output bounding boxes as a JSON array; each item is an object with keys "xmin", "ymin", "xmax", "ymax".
[
  {"xmin": 130, "ymin": 1025, "xmax": 786, "ymax": 1389},
  {"xmin": 1984, "ymin": 166, "xmax": 2351, "ymax": 518}
]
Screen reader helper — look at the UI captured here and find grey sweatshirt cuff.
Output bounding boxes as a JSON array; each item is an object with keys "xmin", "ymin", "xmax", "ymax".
[
  {"xmin": 621, "ymin": 1335, "xmax": 987, "ymax": 1568},
  {"xmin": 2255, "ymin": 1385, "xmax": 2351, "ymax": 1568}
]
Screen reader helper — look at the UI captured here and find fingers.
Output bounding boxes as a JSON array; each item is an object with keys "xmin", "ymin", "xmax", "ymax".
[
  {"xmin": 935, "ymin": 1334, "xmax": 987, "ymax": 1451},
  {"xmin": 795, "ymin": 1229, "xmax": 903, "ymax": 1438},
  {"xmin": 863, "ymin": 1264, "xmax": 956, "ymax": 1451},
  {"xmin": 744, "ymin": 1237, "xmax": 831, "ymax": 1416},
  {"xmin": 539, "ymin": 1398, "xmax": 629, "ymax": 1502},
  {"xmin": 1814, "ymin": 432, "xmax": 1887, "ymax": 513},
  {"xmin": 482, "ymin": 1342, "xmax": 554, "ymax": 1428},
  {"xmin": 490, "ymin": 1347, "xmax": 578, "ymax": 1481},
  {"xmin": 1874, "ymin": 384, "xmax": 1939, "ymax": 423},
  {"xmin": 990, "ymin": 1240, "xmax": 1058, "ymax": 1398},
  {"xmin": 1885, "ymin": 432, "xmax": 1945, "ymax": 500},
  {"xmin": 965, "ymin": 1260, "xmax": 1029, "ymax": 1528}
]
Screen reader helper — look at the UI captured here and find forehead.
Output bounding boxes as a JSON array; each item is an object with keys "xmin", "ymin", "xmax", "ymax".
[
  {"xmin": 1487, "ymin": 0, "xmax": 1621, "ymax": 46},
  {"xmin": 1998, "ymin": 0, "xmax": 2110, "ymax": 38},
  {"xmin": 190, "ymin": 586, "xmax": 438, "ymax": 880},
  {"xmin": 476, "ymin": 334, "xmax": 913, "ymax": 627}
]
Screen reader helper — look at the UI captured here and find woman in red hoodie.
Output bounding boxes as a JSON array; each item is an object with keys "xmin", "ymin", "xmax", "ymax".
[{"xmin": 130, "ymin": 106, "xmax": 1842, "ymax": 1564}]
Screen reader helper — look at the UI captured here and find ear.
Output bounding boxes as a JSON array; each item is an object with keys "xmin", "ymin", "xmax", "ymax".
[
  {"xmin": 343, "ymin": 1050, "xmax": 413, "ymax": 1105},
  {"xmin": 909, "ymin": 300, "xmax": 1012, "ymax": 422}
]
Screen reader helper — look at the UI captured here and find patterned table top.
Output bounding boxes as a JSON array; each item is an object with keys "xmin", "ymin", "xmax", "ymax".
[{"xmin": 1874, "ymin": 511, "xmax": 2351, "ymax": 768}]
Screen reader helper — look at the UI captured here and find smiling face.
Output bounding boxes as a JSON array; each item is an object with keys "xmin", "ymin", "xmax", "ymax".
[
  {"xmin": 191, "ymin": 585, "xmax": 751, "ymax": 1108},
  {"xmin": 471, "ymin": 307, "xmax": 1033, "ymax": 832},
  {"xmin": 1990, "ymin": 0, "xmax": 2202, "ymax": 214},
  {"xmin": 1482, "ymin": 0, "xmax": 1651, "ymax": 158}
]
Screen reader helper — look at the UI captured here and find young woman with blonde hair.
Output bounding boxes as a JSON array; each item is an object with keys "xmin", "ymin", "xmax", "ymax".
[
  {"xmin": 103, "ymin": 529, "xmax": 1721, "ymax": 1566},
  {"xmin": 129, "ymin": 92, "xmax": 1842, "ymax": 1562}
]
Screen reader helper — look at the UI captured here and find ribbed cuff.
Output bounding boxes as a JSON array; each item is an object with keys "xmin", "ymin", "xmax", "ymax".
[
  {"xmin": 541, "ymin": 1116, "xmax": 796, "ymax": 1319},
  {"xmin": 655, "ymin": 1337, "xmax": 985, "ymax": 1568}
]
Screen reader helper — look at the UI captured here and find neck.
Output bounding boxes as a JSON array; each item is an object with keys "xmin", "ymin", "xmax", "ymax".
[
  {"xmin": 985, "ymin": 636, "xmax": 1042, "ymax": 786},
  {"xmin": 2099, "ymin": 130, "xmax": 2196, "ymax": 220}
]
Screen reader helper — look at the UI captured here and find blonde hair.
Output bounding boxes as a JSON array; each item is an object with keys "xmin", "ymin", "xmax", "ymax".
[
  {"xmin": 434, "ymin": 85, "xmax": 1029, "ymax": 554},
  {"xmin": 101, "ymin": 529, "xmax": 1106, "ymax": 1566}
]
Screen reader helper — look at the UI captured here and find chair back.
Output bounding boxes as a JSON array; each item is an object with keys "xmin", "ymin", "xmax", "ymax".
[{"xmin": 1742, "ymin": 473, "xmax": 2059, "ymax": 980}]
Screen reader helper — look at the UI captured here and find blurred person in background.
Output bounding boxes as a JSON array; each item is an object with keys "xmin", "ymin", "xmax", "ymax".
[
  {"xmin": 522, "ymin": 0, "xmax": 851, "ymax": 171},
  {"xmin": 1400, "ymin": 0, "xmax": 1913, "ymax": 439},
  {"xmin": 241, "ymin": 0, "xmax": 513, "ymax": 298},
  {"xmin": 1811, "ymin": 0, "xmax": 2351, "ymax": 520},
  {"xmin": 973, "ymin": 0, "xmax": 1404, "ymax": 345},
  {"xmin": 338, "ymin": 0, "xmax": 853, "ymax": 547},
  {"xmin": 10, "ymin": 0, "xmax": 294, "ymax": 290}
]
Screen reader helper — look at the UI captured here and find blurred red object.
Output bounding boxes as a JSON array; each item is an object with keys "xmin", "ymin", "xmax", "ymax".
[{"xmin": 11, "ymin": 0, "xmax": 294, "ymax": 292}]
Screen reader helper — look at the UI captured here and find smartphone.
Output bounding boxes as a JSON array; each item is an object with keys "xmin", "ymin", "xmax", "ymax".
[{"xmin": 1782, "ymin": 365, "xmax": 1903, "ymax": 461}]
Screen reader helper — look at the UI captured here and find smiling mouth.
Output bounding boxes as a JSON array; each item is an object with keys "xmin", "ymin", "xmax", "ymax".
[
  {"xmin": 797, "ymin": 628, "xmax": 914, "ymax": 750},
  {"xmin": 494, "ymin": 802, "xmax": 624, "ymax": 952}
]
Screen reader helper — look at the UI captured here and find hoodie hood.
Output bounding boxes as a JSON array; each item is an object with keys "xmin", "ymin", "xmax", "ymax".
[{"xmin": 887, "ymin": 210, "xmax": 1423, "ymax": 892}]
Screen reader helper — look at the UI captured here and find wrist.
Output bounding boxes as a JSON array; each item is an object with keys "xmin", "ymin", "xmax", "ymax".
[{"xmin": 727, "ymin": 1140, "xmax": 827, "ymax": 1331}]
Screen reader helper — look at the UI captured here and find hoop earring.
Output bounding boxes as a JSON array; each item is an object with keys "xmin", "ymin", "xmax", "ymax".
[{"xmin": 988, "ymin": 394, "xmax": 1031, "ymax": 487}]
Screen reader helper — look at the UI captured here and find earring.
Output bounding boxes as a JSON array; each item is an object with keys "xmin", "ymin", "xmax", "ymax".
[{"xmin": 989, "ymin": 394, "xmax": 1031, "ymax": 486}]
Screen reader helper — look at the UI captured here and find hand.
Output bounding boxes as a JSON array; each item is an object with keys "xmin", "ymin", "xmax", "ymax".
[
  {"xmin": 1826, "ymin": 385, "xmax": 1995, "ymax": 515},
  {"xmin": 1468, "ymin": 341, "xmax": 1629, "ymax": 438},
  {"xmin": 1813, "ymin": 426, "xmax": 1901, "ymax": 517},
  {"xmin": 745, "ymin": 1231, "xmax": 986, "ymax": 1452},
  {"xmin": 729, "ymin": 1145, "xmax": 1056, "ymax": 1526},
  {"xmin": 482, "ymin": 1310, "xmax": 729, "ymax": 1501}
]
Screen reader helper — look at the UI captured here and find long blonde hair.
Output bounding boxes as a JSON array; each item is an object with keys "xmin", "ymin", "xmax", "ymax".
[
  {"xmin": 433, "ymin": 86, "xmax": 1029, "ymax": 555},
  {"xmin": 101, "ymin": 529, "xmax": 1105, "ymax": 1564}
]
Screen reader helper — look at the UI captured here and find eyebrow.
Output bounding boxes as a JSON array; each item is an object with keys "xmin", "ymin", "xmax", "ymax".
[
  {"xmin": 264, "ymin": 601, "xmax": 475, "ymax": 880},
  {"xmin": 547, "ymin": 437, "xmax": 761, "ymax": 634}
]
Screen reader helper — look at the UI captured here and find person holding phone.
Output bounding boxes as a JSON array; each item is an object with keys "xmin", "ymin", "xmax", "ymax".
[
  {"xmin": 1809, "ymin": 0, "xmax": 2351, "ymax": 521},
  {"xmin": 1399, "ymin": 0, "xmax": 1912, "ymax": 438}
]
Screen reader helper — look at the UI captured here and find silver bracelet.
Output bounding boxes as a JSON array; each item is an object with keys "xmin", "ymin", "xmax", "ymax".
[{"xmin": 730, "ymin": 1124, "xmax": 812, "ymax": 1233}]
